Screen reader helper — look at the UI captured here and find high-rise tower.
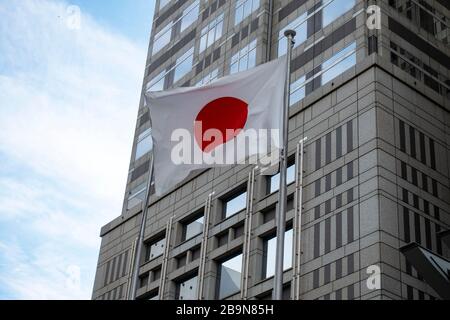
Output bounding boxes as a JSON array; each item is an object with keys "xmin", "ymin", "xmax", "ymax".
[{"xmin": 92, "ymin": 0, "xmax": 450, "ymax": 300}]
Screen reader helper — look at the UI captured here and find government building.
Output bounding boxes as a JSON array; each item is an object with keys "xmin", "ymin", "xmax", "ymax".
[{"xmin": 92, "ymin": 0, "xmax": 450, "ymax": 300}]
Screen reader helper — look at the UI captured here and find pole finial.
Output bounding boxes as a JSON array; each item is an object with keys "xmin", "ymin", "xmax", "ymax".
[{"xmin": 284, "ymin": 29, "xmax": 296, "ymax": 38}]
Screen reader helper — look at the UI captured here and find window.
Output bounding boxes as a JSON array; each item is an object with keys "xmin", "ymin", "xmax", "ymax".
[
  {"xmin": 135, "ymin": 128, "xmax": 153, "ymax": 160},
  {"xmin": 149, "ymin": 294, "xmax": 159, "ymax": 300},
  {"xmin": 174, "ymin": 47, "xmax": 194, "ymax": 83},
  {"xmin": 235, "ymin": 0, "xmax": 260, "ymax": 25},
  {"xmin": 290, "ymin": 75, "xmax": 306, "ymax": 106},
  {"xmin": 224, "ymin": 191, "xmax": 247, "ymax": 218},
  {"xmin": 127, "ymin": 182, "xmax": 147, "ymax": 210},
  {"xmin": 151, "ymin": 0, "xmax": 199, "ymax": 56},
  {"xmin": 145, "ymin": 237, "xmax": 166, "ymax": 262},
  {"xmin": 196, "ymin": 68, "xmax": 219, "ymax": 86},
  {"xmin": 183, "ymin": 215, "xmax": 204, "ymax": 241},
  {"xmin": 321, "ymin": 42, "xmax": 356, "ymax": 85},
  {"xmin": 230, "ymin": 40, "xmax": 257, "ymax": 74},
  {"xmin": 159, "ymin": 0, "xmax": 171, "ymax": 10},
  {"xmin": 264, "ymin": 229, "xmax": 293, "ymax": 278},
  {"xmin": 139, "ymin": 273, "xmax": 149, "ymax": 289},
  {"xmin": 323, "ymin": 0, "xmax": 355, "ymax": 27},
  {"xmin": 176, "ymin": 275, "xmax": 198, "ymax": 300},
  {"xmin": 269, "ymin": 164, "xmax": 296, "ymax": 194},
  {"xmin": 218, "ymin": 254, "xmax": 242, "ymax": 299},
  {"xmin": 152, "ymin": 23, "xmax": 172, "ymax": 55},
  {"xmin": 146, "ymin": 72, "xmax": 165, "ymax": 92},
  {"xmin": 278, "ymin": 12, "xmax": 307, "ymax": 57},
  {"xmin": 389, "ymin": 0, "xmax": 449, "ymax": 45},
  {"xmin": 200, "ymin": 14, "xmax": 224, "ymax": 53},
  {"xmin": 180, "ymin": 0, "xmax": 200, "ymax": 33}
]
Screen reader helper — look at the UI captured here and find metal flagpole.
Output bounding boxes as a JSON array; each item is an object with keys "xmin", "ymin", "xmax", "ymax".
[
  {"xmin": 273, "ymin": 29, "xmax": 296, "ymax": 301},
  {"xmin": 129, "ymin": 155, "xmax": 155, "ymax": 300}
]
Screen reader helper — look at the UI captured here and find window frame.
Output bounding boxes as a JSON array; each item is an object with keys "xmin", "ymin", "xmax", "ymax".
[
  {"xmin": 182, "ymin": 212, "xmax": 205, "ymax": 242},
  {"xmin": 262, "ymin": 228, "xmax": 294, "ymax": 279},
  {"xmin": 216, "ymin": 252, "xmax": 243, "ymax": 299},
  {"xmin": 222, "ymin": 188, "xmax": 248, "ymax": 220},
  {"xmin": 144, "ymin": 236, "xmax": 166, "ymax": 263}
]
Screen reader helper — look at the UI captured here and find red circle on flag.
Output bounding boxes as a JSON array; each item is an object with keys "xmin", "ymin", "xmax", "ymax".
[{"xmin": 195, "ymin": 97, "xmax": 248, "ymax": 153}]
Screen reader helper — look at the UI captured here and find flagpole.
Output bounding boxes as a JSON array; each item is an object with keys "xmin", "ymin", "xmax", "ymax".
[
  {"xmin": 129, "ymin": 154, "xmax": 155, "ymax": 300},
  {"xmin": 273, "ymin": 29, "xmax": 296, "ymax": 301}
]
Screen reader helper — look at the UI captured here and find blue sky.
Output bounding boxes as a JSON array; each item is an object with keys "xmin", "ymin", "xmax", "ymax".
[
  {"xmin": 0, "ymin": 0, "xmax": 154, "ymax": 299},
  {"xmin": 69, "ymin": 0, "xmax": 153, "ymax": 45}
]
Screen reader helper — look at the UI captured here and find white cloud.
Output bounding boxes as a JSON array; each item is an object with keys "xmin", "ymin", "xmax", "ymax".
[{"xmin": 0, "ymin": 0, "xmax": 147, "ymax": 299}]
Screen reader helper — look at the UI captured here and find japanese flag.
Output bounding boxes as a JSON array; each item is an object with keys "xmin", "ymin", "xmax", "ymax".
[{"xmin": 145, "ymin": 56, "xmax": 287, "ymax": 196}]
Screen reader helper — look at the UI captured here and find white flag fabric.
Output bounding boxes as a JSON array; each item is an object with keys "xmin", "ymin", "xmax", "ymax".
[{"xmin": 145, "ymin": 56, "xmax": 287, "ymax": 196}]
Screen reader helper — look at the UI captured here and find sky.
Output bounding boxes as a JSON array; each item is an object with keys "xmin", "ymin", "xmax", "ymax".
[{"xmin": 0, "ymin": 0, "xmax": 154, "ymax": 299}]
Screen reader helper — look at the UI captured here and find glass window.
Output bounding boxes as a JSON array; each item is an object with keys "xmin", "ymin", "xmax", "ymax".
[
  {"xmin": 152, "ymin": 23, "xmax": 172, "ymax": 55},
  {"xmin": 323, "ymin": 0, "xmax": 355, "ymax": 28},
  {"xmin": 180, "ymin": 0, "xmax": 200, "ymax": 33},
  {"xmin": 196, "ymin": 68, "xmax": 219, "ymax": 86},
  {"xmin": 269, "ymin": 164, "xmax": 296, "ymax": 194},
  {"xmin": 159, "ymin": 0, "xmax": 171, "ymax": 10},
  {"xmin": 230, "ymin": 40, "xmax": 257, "ymax": 74},
  {"xmin": 183, "ymin": 215, "xmax": 204, "ymax": 241},
  {"xmin": 321, "ymin": 43, "xmax": 356, "ymax": 85},
  {"xmin": 135, "ymin": 128, "xmax": 153, "ymax": 160},
  {"xmin": 148, "ymin": 293, "xmax": 159, "ymax": 300},
  {"xmin": 174, "ymin": 47, "xmax": 194, "ymax": 83},
  {"xmin": 218, "ymin": 254, "xmax": 242, "ymax": 299},
  {"xmin": 290, "ymin": 75, "xmax": 306, "ymax": 106},
  {"xmin": 127, "ymin": 182, "xmax": 147, "ymax": 210},
  {"xmin": 264, "ymin": 229, "xmax": 293, "ymax": 278},
  {"xmin": 235, "ymin": 0, "xmax": 260, "ymax": 25},
  {"xmin": 139, "ymin": 273, "xmax": 149, "ymax": 288},
  {"xmin": 224, "ymin": 191, "xmax": 247, "ymax": 218},
  {"xmin": 278, "ymin": 12, "xmax": 307, "ymax": 57},
  {"xmin": 176, "ymin": 275, "xmax": 198, "ymax": 300},
  {"xmin": 146, "ymin": 72, "xmax": 165, "ymax": 92},
  {"xmin": 145, "ymin": 237, "xmax": 166, "ymax": 262},
  {"xmin": 200, "ymin": 14, "xmax": 224, "ymax": 53}
]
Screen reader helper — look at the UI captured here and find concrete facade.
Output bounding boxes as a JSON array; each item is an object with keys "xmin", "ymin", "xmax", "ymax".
[{"xmin": 92, "ymin": 0, "xmax": 450, "ymax": 300}]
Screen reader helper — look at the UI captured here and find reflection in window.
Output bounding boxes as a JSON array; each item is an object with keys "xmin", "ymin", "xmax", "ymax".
[
  {"xmin": 181, "ymin": 0, "xmax": 200, "ymax": 33},
  {"xmin": 290, "ymin": 75, "xmax": 306, "ymax": 106},
  {"xmin": 152, "ymin": 23, "xmax": 172, "ymax": 55},
  {"xmin": 264, "ymin": 229, "xmax": 293, "ymax": 278},
  {"xmin": 323, "ymin": 0, "xmax": 355, "ymax": 27},
  {"xmin": 149, "ymin": 293, "xmax": 159, "ymax": 300},
  {"xmin": 176, "ymin": 275, "xmax": 198, "ymax": 300},
  {"xmin": 278, "ymin": 12, "xmax": 307, "ymax": 57},
  {"xmin": 224, "ymin": 192, "xmax": 247, "ymax": 218},
  {"xmin": 183, "ymin": 216, "xmax": 204, "ymax": 241},
  {"xmin": 388, "ymin": 0, "xmax": 449, "ymax": 45},
  {"xmin": 218, "ymin": 254, "xmax": 242, "ymax": 299},
  {"xmin": 159, "ymin": 0, "xmax": 171, "ymax": 10},
  {"xmin": 200, "ymin": 14, "xmax": 224, "ymax": 53},
  {"xmin": 146, "ymin": 72, "xmax": 165, "ymax": 92},
  {"xmin": 196, "ymin": 68, "xmax": 219, "ymax": 87},
  {"xmin": 321, "ymin": 43, "xmax": 356, "ymax": 85},
  {"xmin": 174, "ymin": 48, "xmax": 194, "ymax": 83},
  {"xmin": 230, "ymin": 40, "xmax": 257, "ymax": 74},
  {"xmin": 135, "ymin": 128, "xmax": 153, "ymax": 160},
  {"xmin": 235, "ymin": 0, "xmax": 260, "ymax": 25},
  {"xmin": 152, "ymin": 0, "xmax": 199, "ymax": 56},
  {"xmin": 127, "ymin": 182, "xmax": 147, "ymax": 210},
  {"xmin": 269, "ymin": 164, "xmax": 296, "ymax": 194},
  {"xmin": 145, "ymin": 237, "xmax": 166, "ymax": 262}
]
